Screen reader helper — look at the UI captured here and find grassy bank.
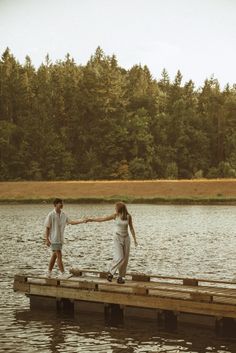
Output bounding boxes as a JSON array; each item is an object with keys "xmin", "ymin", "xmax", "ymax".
[{"xmin": 0, "ymin": 179, "xmax": 236, "ymax": 204}]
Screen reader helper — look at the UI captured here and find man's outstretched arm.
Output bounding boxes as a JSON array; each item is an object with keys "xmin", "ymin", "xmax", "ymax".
[{"xmin": 68, "ymin": 219, "xmax": 86, "ymax": 225}]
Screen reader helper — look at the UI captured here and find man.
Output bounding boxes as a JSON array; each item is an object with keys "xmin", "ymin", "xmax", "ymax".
[{"xmin": 45, "ymin": 198, "xmax": 85, "ymax": 278}]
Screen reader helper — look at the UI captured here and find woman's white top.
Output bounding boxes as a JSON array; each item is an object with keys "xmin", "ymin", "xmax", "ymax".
[{"xmin": 115, "ymin": 215, "xmax": 129, "ymax": 237}]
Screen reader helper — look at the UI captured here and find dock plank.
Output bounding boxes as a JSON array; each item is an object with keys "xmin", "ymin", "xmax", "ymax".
[{"xmin": 25, "ymin": 275, "xmax": 236, "ymax": 300}]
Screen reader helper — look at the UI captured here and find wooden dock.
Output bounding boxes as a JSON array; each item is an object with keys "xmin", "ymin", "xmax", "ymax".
[{"xmin": 14, "ymin": 269, "xmax": 236, "ymax": 335}]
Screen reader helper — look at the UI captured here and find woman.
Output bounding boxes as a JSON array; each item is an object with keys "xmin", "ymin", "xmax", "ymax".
[{"xmin": 86, "ymin": 202, "xmax": 137, "ymax": 284}]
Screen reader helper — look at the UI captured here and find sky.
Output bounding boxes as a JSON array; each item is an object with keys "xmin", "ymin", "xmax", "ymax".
[{"xmin": 0, "ymin": 0, "xmax": 235, "ymax": 88}]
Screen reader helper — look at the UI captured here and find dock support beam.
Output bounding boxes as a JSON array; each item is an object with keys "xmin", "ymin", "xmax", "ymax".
[
  {"xmin": 29, "ymin": 295, "xmax": 74, "ymax": 314},
  {"xmin": 74, "ymin": 300, "xmax": 105, "ymax": 315},
  {"xmin": 30, "ymin": 295, "xmax": 57, "ymax": 311},
  {"xmin": 57, "ymin": 298, "xmax": 74, "ymax": 313},
  {"xmin": 215, "ymin": 317, "xmax": 236, "ymax": 338},
  {"xmin": 105, "ymin": 304, "xmax": 124, "ymax": 325},
  {"xmin": 157, "ymin": 310, "xmax": 178, "ymax": 331}
]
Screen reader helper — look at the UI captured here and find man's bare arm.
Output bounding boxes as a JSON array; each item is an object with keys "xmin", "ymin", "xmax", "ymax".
[
  {"xmin": 68, "ymin": 219, "xmax": 86, "ymax": 225},
  {"xmin": 45, "ymin": 227, "xmax": 51, "ymax": 246}
]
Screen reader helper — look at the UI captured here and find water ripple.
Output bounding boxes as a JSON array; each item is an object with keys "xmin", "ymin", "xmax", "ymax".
[{"xmin": 1, "ymin": 204, "xmax": 236, "ymax": 352}]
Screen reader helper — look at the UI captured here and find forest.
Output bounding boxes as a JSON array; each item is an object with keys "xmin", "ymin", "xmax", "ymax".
[{"xmin": 0, "ymin": 47, "xmax": 236, "ymax": 181}]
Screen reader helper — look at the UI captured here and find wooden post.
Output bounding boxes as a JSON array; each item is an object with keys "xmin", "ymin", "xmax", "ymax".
[
  {"xmin": 131, "ymin": 274, "xmax": 150, "ymax": 282},
  {"xmin": 183, "ymin": 278, "xmax": 198, "ymax": 286},
  {"xmin": 14, "ymin": 275, "xmax": 29, "ymax": 293},
  {"xmin": 105, "ymin": 303, "xmax": 123, "ymax": 325},
  {"xmin": 157, "ymin": 310, "xmax": 178, "ymax": 331},
  {"xmin": 215, "ymin": 317, "xmax": 236, "ymax": 338},
  {"xmin": 57, "ymin": 298, "xmax": 74, "ymax": 313}
]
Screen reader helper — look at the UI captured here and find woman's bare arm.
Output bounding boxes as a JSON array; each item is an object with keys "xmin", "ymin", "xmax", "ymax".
[
  {"xmin": 86, "ymin": 213, "xmax": 116, "ymax": 223},
  {"xmin": 128, "ymin": 215, "xmax": 138, "ymax": 246}
]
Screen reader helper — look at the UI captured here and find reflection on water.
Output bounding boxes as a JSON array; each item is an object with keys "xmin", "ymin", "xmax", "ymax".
[
  {"xmin": 13, "ymin": 309, "xmax": 236, "ymax": 353},
  {"xmin": 1, "ymin": 204, "xmax": 236, "ymax": 352}
]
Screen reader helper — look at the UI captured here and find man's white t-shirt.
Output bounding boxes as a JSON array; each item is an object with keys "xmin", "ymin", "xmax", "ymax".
[{"xmin": 44, "ymin": 209, "xmax": 70, "ymax": 244}]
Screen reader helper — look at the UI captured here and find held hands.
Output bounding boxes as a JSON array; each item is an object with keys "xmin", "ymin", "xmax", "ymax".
[
  {"xmin": 46, "ymin": 239, "xmax": 51, "ymax": 247},
  {"xmin": 77, "ymin": 217, "xmax": 90, "ymax": 224},
  {"xmin": 74, "ymin": 217, "xmax": 94, "ymax": 224}
]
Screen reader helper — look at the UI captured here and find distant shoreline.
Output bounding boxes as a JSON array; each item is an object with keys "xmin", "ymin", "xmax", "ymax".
[
  {"xmin": 0, "ymin": 179, "xmax": 236, "ymax": 205},
  {"xmin": 0, "ymin": 197, "xmax": 236, "ymax": 205}
]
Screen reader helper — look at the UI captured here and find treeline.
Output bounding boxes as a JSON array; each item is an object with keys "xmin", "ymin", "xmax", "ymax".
[{"xmin": 0, "ymin": 47, "xmax": 236, "ymax": 180}]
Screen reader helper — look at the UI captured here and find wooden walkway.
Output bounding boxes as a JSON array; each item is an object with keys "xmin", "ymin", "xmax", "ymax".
[{"xmin": 14, "ymin": 269, "xmax": 236, "ymax": 323}]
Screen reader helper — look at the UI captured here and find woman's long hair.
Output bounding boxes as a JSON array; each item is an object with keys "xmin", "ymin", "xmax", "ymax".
[{"xmin": 115, "ymin": 201, "xmax": 129, "ymax": 220}]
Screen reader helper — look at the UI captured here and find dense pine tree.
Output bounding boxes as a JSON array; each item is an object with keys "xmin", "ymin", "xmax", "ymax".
[{"xmin": 0, "ymin": 47, "xmax": 235, "ymax": 180}]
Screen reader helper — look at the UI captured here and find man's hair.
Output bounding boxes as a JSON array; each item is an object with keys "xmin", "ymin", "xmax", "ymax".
[{"xmin": 53, "ymin": 198, "xmax": 63, "ymax": 206}]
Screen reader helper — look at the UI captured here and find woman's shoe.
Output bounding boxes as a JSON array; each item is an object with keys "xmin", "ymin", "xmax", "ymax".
[
  {"xmin": 117, "ymin": 277, "xmax": 125, "ymax": 284},
  {"xmin": 107, "ymin": 273, "xmax": 113, "ymax": 282}
]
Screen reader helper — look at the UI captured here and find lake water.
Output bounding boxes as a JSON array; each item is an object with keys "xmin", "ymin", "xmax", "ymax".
[{"xmin": 1, "ymin": 203, "xmax": 236, "ymax": 352}]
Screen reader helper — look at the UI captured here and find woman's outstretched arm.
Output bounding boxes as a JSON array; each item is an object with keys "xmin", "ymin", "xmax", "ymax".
[
  {"xmin": 128, "ymin": 215, "xmax": 138, "ymax": 247},
  {"xmin": 86, "ymin": 213, "xmax": 116, "ymax": 223}
]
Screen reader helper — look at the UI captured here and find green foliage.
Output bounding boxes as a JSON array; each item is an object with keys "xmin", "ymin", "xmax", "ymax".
[
  {"xmin": 165, "ymin": 162, "xmax": 178, "ymax": 179},
  {"xmin": 0, "ymin": 47, "xmax": 236, "ymax": 180}
]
